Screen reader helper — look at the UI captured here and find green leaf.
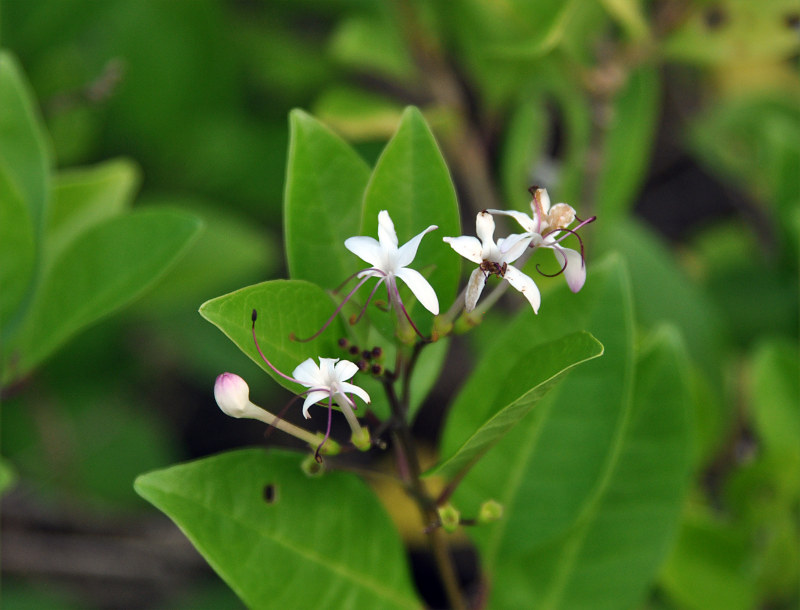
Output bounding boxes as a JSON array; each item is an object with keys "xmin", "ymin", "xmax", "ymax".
[
  {"xmin": 0, "ymin": 167, "xmax": 36, "ymax": 331},
  {"xmin": 500, "ymin": 96, "xmax": 548, "ymax": 210},
  {"xmin": 594, "ymin": 66, "xmax": 660, "ymax": 221},
  {"xmin": 459, "ymin": 324, "xmax": 693, "ymax": 609},
  {"xmin": 598, "ymin": 0, "xmax": 649, "ymax": 40},
  {"xmin": 362, "ymin": 106, "xmax": 461, "ymax": 332},
  {"xmin": 429, "ymin": 331, "xmax": 603, "ymax": 481},
  {"xmin": 0, "ymin": 51, "xmax": 50, "ymax": 237},
  {"xmin": 199, "ymin": 280, "xmax": 349, "ymax": 395},
  {"xmin": 135, "ymin": 449, "xmax": 421, "ymax": 610},
  {"xmin": 2, "ymin": 209, "xmax": 202, "ymax": 383},
  {"xmin": 284, "ymin": 110, "xmax": 371, "ymax": 290},
  {"xmin": 45, "ymin": 159, "xmax": 140, "ymax": 268}
]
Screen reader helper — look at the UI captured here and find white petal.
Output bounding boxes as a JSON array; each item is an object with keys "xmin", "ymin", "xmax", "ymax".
[
  {"xmin": 341, "ymin": 382, "xmax": 371, "ymax": 405},
  {"xmin": 504, "ymin": 265, "xmax": 541, "ymax": 313},
  {"xmin": 475, "ymin": 211, "xmax": 496, "ymax": 245},
  {"xmin": 395, "ymin": 224, "xmax": 437, "ymax": 269},
  {"xmin": 302, "ymin": 390, "xmax": 329, "ymax": 418},
  {"xmin": 465, "ymin": 267, "xmax": 486, "ymax": 312},
  {"xmin": 548, "ymin": 203, "xmax": 576, "ymax": 229},
  {"xmin": 443, "ymin": 235, "xmax": 483, "ymax": 264},
  {"xmin": 498, "ymin": 232, "xmax": 532, "ymax": 264},
  {"xmin": 487, "ymin": 209, "xmax": 535, "ymax": 233},
  {"xmin": 318, "ymin": 357, "xmax": 339, "ymax": 382},
  {"xmin": 534, "ymin": 187, "xmax": 551, "ymax": 214},
  {"xmin": 396, "ymin": 267, "xmax": 440, "ymax": 314},
  {"xmin": 345, "ymin": 236, "xmax": 383, "ymax": 268},
  {"xmin": 552, "ymin": 245, "xmax": 586, "ymax": 293},
  {"xmin": 333, "ymin": 359, "xmax": 359, "ymax": 382},
  {"xmin": 292, "ymin": 358, "xmax": 321, "ymax": 387},
  {"xmin": 377, "ymin": 210, "xmax": 398, "ymax": 250}
]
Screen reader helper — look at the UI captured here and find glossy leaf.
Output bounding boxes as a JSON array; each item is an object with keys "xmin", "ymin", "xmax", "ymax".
[
  {"xmin": 284, "ymin": 110, "xmax": 370, "ymax": 290},
  {"xmin": 45, "ymin": 159, "xmax": 140, "ymax": 268},
  {"xmin": 0, "ymin": 51, "xmax": 50, "ymax": 237},
  {"xmin": 135, "ymin": 449, "xmax": 421, "ymax": 610},
  {"xmin": 199, "ymin": 280, "xmax": 351, "ymax": 397},
  {"xmin": 457, "ymin": 321, "xmax": 692, "ymax": 609},
  {"xmin": 362, "ymin": 106, "xmax": 461, "ymax": 332},
  {"xmin": 429, "ymin": 331, "xmax": 603, "ymax": 481},
  {"xmin": 2, "ymin": 209, "xmax": 202, "ymax": 384}
]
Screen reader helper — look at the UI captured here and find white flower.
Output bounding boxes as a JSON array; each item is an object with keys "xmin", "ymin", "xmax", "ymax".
[
  {"xmin": 443, "ymin": 211, "xmax": 541, "ymax": 313},
  {"xmin": 214, "ymin": 372, "xmax": 256, "ymax": 419},
  {"xmin": 488, "ymin": 187, "xmax": 586, "ymax": 293},
  {"xmin": 345, "ymin": 210, "xmax": 440, "ymax": 315},
  {"xmin": 292, "ymin": 357, "xmax": 371, "ymax": 419}
]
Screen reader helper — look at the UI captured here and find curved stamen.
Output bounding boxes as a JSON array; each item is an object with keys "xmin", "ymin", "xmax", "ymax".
[
  {"xmin": 349, "ymin": 276, "xmax": 386, "ymax": 325},
  {"xmin": 315, "ymin": 396, "xmax": 334, "ymax": 463},
  {"xmin": 543, "ymin": 225, "xmax": 587, "ymax": 266},
  {"xmin": 536, "ymin": 255, "xmax": 569, "ymax": 277},
  {"xmin": 291, "ymin": 273, "xmax": 375, "ymax": 342},
  {"xmin": 252, "ymin": 310, "xmax": 303, "ymax": 384},
  {"xmin": 390, "ymin": 279, "xmax": 426, "ymax": 340}
]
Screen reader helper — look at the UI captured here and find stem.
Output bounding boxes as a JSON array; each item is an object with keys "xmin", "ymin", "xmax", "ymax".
[{"xmin": 383, "ymin": 379, "xmax": 467, "ymax": 610}]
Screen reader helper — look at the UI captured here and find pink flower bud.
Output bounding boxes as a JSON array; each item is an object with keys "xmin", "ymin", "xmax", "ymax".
[{"xmin": 214, "ymin": 372, "xmax": 251, "ymax": 418}]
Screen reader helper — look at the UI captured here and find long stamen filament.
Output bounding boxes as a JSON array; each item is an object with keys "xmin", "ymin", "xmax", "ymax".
[
  {"xmin": 291, "ymin": 272, "xmax": 378, "ymax": 342},
  {"xmin": 251, "ymin": 310, "xmax": 304, "ymax": 384}
]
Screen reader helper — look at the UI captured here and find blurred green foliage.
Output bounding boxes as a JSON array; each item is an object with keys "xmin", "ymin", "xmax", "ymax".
[{"xmin": 1, "ymin": 0, "xmax": 798, "ymax": 608}]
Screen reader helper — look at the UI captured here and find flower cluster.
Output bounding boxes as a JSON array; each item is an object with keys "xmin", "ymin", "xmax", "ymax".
[
  {"xmin": 444, "ymin": 187, "xmax": 593, "ymax": 313},
  {"xmin": 213, "ymin": 189, "xmax": 591, "ymax": 459}
]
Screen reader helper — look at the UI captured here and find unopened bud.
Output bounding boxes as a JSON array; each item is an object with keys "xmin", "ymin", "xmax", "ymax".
[
  {"xmin": 478, "ymin": 499, "xmax": 503, "ymax": 524},
  {"xmin": 214, "ymin": 373, "xmax": 252, "ymax": 418},
  {"xmin": 438, "ymin": 503, "xmax": 461, "ymax": 532}
]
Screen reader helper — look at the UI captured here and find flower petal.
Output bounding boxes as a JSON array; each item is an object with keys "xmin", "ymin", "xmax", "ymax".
[
  {"xmin": 498, "ymin": 232, "xmax": 531, "ymax": 263},
  {"xmin": 504, "ymin": 265, "xmax": 541, "ymax": 313},
  {"xmin": 395, "ymin": 224, "xmax": 437, "ymax": 269},
  {"xmin": 292, "ymin": 358, "xmax": 321, "ymax": 387},
  {"xmin": 302, "ymin": 390, "xmax": 329, "ymax": 418},
  {"xmin": 333, "ymin": 359, "xmax": 359, "ymax": 382},
  {"xmin": 377, "ymin": 210, "xmax": 398, "ymax": 250},
  {"xmin": 487, "ymin": 209, "xmax": 535, "ymax": 233},
  {"xmin": 341, "ymin": 382, "xmax": 371, "ymax": 405},
  {"xmin": 475, "ymin": 211, "xmax": 496, "ymax": 245},
  {"xmin": 345, "ymin": 236, "xmax": 384, "ymax": 268},
  {"xmin": 443, "ymin": 235, "xmax": 483, "ymax": 264},
  {"xmin": 465, "ymin": 267, "xmax": 486, "ymax": 312},
  {"xmin": 552, "ymin": 245, "xmax": 586, "ymax": 293},
  {"xmin": 396, "ymin": 267, "xmax": 440, "ymax": 314}
]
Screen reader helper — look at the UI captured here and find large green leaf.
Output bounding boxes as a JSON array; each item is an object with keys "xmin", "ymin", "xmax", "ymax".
[
  {"xmin": 199, "ymin": 280, "xmax": 351, "ymax": 396},
  {"xmin": 2, "ymin": 209, "xmax": 201, "ymax": 384},
  {"xmin": 446, "ymin": 256, "xmax": 634, "ymax": 534},
  {"xmin": 429, "ymin": 331, "xmax": 603, "ymax": 482},
  {"xmin": 284, "ymin": 110, "xmax": 370, "ymax": 290},
  {"xmin": 135, "ymin": 449, "xmax": 421, "ymax": 610},
  {"xmin": 45, "ymin": 159, "xmax": 140, "ymax": 268},
  {"xmin": 458, "ymin": 325, "xmax": 693, "ymax": 609},
  {"xmin": 0, "ymin": 51, "xmax": 50, "ymax": 237},
  {"xmin": 361, "ymin": 107, "xmax": 461, "ymax": 333}
]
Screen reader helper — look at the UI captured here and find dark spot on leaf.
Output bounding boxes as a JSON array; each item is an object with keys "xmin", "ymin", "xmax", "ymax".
[
  {"xmin": 785, "ymin": 13, "xmax": 800, "ymax": 31},
  {"xmin": 703, "ymin": 6, "xmax": 727, "ymax": 30},
  {"xmin": 263, "ymin": 483, "xmax": 278, "ymax": 504}
]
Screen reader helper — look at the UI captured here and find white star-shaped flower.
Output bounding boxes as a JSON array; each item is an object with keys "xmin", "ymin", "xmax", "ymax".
[
  {"xmin": 443, "ymin": 211, "xmax": 540, "ymax": 313},
  {"xmin": 345, "ymin": 210, "xmax": 439, "ymax": 315},
  {"xmin": 292, "ymin": 357, "xmax": 371, "ymax": 419},
  {"xmin": 488, "ymin": 187, "xmax": 586, "ymax": 293}
]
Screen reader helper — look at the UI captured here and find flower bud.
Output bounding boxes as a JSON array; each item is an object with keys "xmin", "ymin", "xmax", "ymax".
[
  {"xmin": 478, "ymin": 499, "xmax": 504, "ymax": 524},
  {"xmin": 214, "ymin": 373, "xmax": 252, "ymax": 418},
  {"xmin": 438, "ymin": 503, "xmax": 461, "ymax": 532}
]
